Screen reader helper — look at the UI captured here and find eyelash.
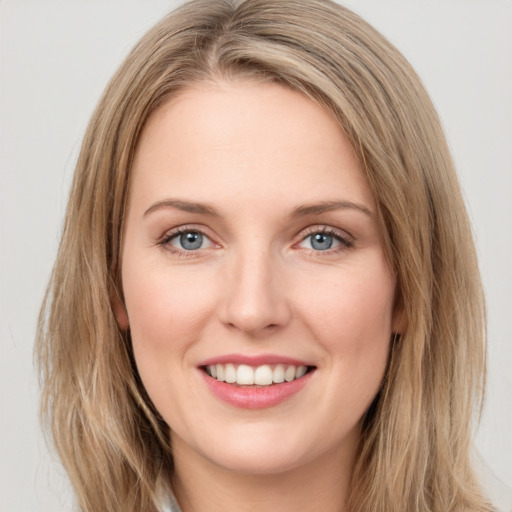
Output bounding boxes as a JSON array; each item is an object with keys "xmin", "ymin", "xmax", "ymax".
[
  {"xmin": 157, "ymin": 225, "xmax": 211, "ymax": 258},
  {"xmin": 297, "ymin": 226, "xmax": 354, "ymax": 255},
  {"xmin": 157, "ymin": 225, "xmax": 354, "ymax": 257}
]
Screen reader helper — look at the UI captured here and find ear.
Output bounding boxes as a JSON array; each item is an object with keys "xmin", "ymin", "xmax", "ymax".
[{"xmin": 110, "ymin": 284, "xmax": 129, "ymax": 330}]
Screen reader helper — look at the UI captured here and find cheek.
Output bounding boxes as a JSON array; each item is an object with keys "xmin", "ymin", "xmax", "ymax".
[
  {"xmin": 297, "ymin": 257, "xmax": 395, "ymax": 374},
  {"xmin": 122, "ymin": 262, "xmax": 219, "ymax": 424},
  {"xmin": 122, "ymin": 262, "xmax": 216, "ymax": 368},
  {"xmin": 306, "ymin": 270, "xmax": 393, "ymax": 332}
]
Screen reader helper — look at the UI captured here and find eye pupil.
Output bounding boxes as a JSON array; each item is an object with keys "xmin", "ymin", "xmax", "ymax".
[
  {"xmin": 311, "ymin": 233, "xmax": 333, "ymax": 250},
  {"xmin": 180, "ymin": 231, "xmax": 203, "ymax": 250}
]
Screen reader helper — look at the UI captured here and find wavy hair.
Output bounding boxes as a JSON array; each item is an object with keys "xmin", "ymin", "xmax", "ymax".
[{"xmin": 36, "ymin": 1, "xmax": 490, "ymax": 510}]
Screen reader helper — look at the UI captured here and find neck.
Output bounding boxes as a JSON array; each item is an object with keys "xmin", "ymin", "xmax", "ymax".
[{"xmin": 170, "ymin": 435, "xmax": 356, "ymax": 512}]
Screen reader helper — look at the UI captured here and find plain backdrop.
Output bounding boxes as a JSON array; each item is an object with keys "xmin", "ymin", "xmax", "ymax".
[{"xmin": 1, "ymin": 1, "xmax": 511, "ymax": 511}]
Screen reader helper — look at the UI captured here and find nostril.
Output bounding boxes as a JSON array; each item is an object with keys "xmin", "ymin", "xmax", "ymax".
[{"xmin": 224, "ymin": 319, "xmax": 280, "ymax": 335}]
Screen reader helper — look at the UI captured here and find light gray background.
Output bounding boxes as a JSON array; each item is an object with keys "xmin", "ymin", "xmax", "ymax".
[{"xmin": 1, "ymin": 1, "xmax": 511, "ymax": 511}]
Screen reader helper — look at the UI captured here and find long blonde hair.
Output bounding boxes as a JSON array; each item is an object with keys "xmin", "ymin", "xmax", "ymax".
[{"xmin": 36, "ymin": 1, "xmax": 490, "ymax": 510}]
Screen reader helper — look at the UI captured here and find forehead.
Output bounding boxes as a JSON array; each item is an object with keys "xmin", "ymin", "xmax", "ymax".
[{"xmin": 129, "ymin": 79, "xmax": 375, "ymax": 215}]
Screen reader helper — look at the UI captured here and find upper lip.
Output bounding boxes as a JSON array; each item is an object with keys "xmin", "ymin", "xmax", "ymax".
[{"xmin": 197, "ymin": 353, "xmax": 315, "ymax": 367}]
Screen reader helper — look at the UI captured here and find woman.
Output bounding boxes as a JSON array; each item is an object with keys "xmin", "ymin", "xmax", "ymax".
[{"xmin": 36, "ymin": 0, "xmax": 493, "ymax": 511}]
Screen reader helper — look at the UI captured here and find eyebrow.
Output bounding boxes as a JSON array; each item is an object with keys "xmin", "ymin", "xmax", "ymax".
[
  {"xmin": 143, "ymin": 198, "xmax": 373, "ymax": 218},
  {"xmin": 292, "ymin": 200, "xmax": 373, "ymax": 217},
  {"xmin": 144, "ymin": 199, "xmax": 220, "ymax": 217}
]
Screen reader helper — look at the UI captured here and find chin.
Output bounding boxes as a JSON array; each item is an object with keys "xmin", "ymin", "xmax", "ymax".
[
  {"xmin": 205, "ymin": 445, "xmax": 311, "ymax": 476},
  {"xmin": 177, "ymin": 421, "xmax": 348, "ymax": 477}
]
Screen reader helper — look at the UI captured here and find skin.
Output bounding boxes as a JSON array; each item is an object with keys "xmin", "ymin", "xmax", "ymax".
[{"xmin": 116, "ymin": 80, "xmax": 398, "ymax": 512}]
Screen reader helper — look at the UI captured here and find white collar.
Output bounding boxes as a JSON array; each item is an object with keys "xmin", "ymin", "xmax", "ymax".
[
  {"xmin": 156, "ymin": 471, "xmax": 183, "ymax": 512},
  {"xmin": 159, "ymin": 490, "xmax": 183, "ymax": 512}
]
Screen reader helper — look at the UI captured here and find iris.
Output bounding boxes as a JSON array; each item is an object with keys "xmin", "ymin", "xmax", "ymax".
[
  {"xmin": 179, "ymin": 231, "xmax": 203, "ymax": 250},
  {"xmin": 310, "ymin": 233, "xmax": 333, "ymax": 250}
]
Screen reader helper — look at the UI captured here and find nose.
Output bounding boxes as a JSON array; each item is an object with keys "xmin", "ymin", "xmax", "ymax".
[{"xmin": 218, "ymin": 247, "xmax": 291, "ymax": 338}]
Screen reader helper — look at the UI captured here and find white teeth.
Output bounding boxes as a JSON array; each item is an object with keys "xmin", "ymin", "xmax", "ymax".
[
  {"xmin": 237, "ymin": 364, "xmax": 254, "ymax": 385},
  {"xmin": 273, "ymin": 364, "xmax": 285, "ymax": 383},
  {"xmin": 254, "ymin": 365, "xmax": 273, "ymax": 385},
  {"xmin": 216, "ymin": 364, "xmax": 225, "ymax": 382},
  {"xmin": 207, "ymin": 363, "xmax": 310, "ymax": 385},
  {"xmin": 284, "ymin": 365, "xmax": 296, "ymax": 382},
  {"xmin": 296, "ymin": 365, "xmax": 307, "ymax": 378},
  {"xmin": 225, "ymin": 363, "xmax": 236, "ymax": 383}
]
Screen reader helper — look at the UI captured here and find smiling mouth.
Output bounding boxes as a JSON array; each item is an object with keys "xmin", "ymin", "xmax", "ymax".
[{"xmin": 202, "ymin": 363, "xmax": 316, "ymax": 387}]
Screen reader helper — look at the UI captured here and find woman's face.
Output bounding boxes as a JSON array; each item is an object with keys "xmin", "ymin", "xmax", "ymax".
[{"xmin": 118, "ymin": 80, "xmax": 398, "ymax": 476}]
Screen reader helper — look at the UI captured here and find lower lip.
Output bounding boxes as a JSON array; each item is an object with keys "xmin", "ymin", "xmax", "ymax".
[{"xmin": 200, "ymin": 370, "xmax": 314, "ymax": 409}]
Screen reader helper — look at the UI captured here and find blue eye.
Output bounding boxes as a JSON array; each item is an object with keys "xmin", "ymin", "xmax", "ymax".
[
  {"xmin": 298, "ymin": 229, "xmax": 352, "ymax": 253},
  {"xmin": 309, "ymin": 233, "xmax": 335, "ymax": 251},
  {"xmin": 178, "ymin": 231, "xmax": 203, "ymax": 250},
  {"xmin": 168, "ymin": 230, "xmax": 211, "ymax": 251}
]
